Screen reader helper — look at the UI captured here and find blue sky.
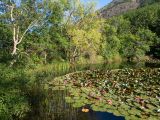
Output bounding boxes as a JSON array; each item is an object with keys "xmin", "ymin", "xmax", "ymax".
[
  {"xmin": 81, "ymin": 0, "xmax": 112, "ymax": 9},
  {"xmin": 16, "ymin": 0, "xmax": 112, "ymax": 9},
  {"xmin": 97, "ymin": 0, "xmax": 112, "ymax": 9}
]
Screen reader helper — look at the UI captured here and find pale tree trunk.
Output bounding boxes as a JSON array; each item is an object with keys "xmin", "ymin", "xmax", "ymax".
[
  {"xmin": 9, "ymin": 4, "xmax": 38, "ymax": 56},
  {"xmin": 11, "ymin": 23, "xmax": 19, "ymax": 55},
  {"xmin": 12, "ymin": 42, "xmax": 18, "ymax": 55},
  {"xmin": 11, "ymin": 5, "xmax": 17, "ymax": 55}
]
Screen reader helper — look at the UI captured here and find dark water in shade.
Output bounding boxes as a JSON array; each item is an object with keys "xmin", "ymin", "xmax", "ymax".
[
  {"xmin": 25, "ymin": 89, "xmax": 125, "ymax": 120},
  {"xmin": 24, "ymin": 62, "xmax": 160, "ymax": 120}
]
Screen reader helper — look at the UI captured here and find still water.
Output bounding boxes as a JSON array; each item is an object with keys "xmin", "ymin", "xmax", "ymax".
[
  {"xmin": 24, "ymin": 62, "xmax": 160, "ymax": 120},
  {"xmin": 25, "ymin": 89, "xmax": 125, "ymax": 120}
]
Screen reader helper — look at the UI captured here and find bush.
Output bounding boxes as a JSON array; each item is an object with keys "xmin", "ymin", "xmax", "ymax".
[{"xmin": 0, "ymin": 65, "xmax": 29, "ymax": 120}]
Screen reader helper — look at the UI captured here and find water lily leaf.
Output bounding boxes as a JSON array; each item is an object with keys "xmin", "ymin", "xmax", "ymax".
[
  {"xmin": 128, "ymin": 115, "xmax": 140, "ymax": 120},
  {"xmin": 91, "ymin": 105, "xmax": 103, "ymax": 111},
  {"xmin": 65, "ymin": 97, "xmax": 74, "ymax": 103},
  {"xmin": 52, "ymin": 68, "xmax": 160, "ymax": 119},
  {"xmin": 128, "ymin": 108, "xmax": 141, "ymax": 116},
  {"xmin": 146, "ymin": 104, "xmax": 156, "ymax": 110},
  {"xmin": 72, "ymin": 102, "xmax": 85, "ymax": 108},
  {"xmin": 121, "ymin": 104, "xmax": 130, "ymax": 110},
  {"xmin": 113, "ymin": 111, "xmax": 122, "ymax": 116}
]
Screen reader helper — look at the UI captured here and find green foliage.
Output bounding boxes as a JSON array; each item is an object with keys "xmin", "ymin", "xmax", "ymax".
[
  {"xmin": 101, "ymin": 16, "xmax": 128, "ymax": 61},
  {"xmin": 0, "ymin": 0, "xmax": 159, "ymax": 65},
  {"xmin": 0, "ymin": 61, "xmax": 71, "ymax": 119},
  {"xmin": 0, "ymin": 23, "xmax": 12, "ymax": 63},
  {"xmin": 140, "ymin": 0, "xmax": 160, "ymax": 6},
  {"xmin": 0, "ymin": 65, "xmax": 29, "ymax": 119},
  {"xmin": 125, "ymin": 3, "xmax": 160, "ymax": 35},
  {"xmin": 101, "ymin": 3, "xmax": 160, "ymax": 61},
  {"xmin": 125, "ymin": 3, "xmax": 160, "ymax": 59},
  {"xmin": 65, "ymin": 1, "xmax": 103, "ymax": 63},
  {"xmin": 0, "ymin": 0, "xmax": 70, "ymax": 65},
  {"xmin": 1, "ymin": 1, "xmax": 160, "ymax": 119}
]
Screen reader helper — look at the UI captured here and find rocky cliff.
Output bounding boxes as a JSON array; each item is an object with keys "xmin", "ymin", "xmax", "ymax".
[{"xmin": 99, "ymin": 0, "xmax": 141, "ymax": 18}]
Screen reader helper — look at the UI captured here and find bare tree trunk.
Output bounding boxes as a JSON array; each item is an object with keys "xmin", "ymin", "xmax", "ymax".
[
  {"xmin": 44, "ymin": 51, "xmax": 47, "ymax": 64},
  {"xmin": 12, "ymin": 42, "xmax": 17, "ymax": 55},
  {"xmin": 9, "ymin": 4, "xmax": 38, "ymax": 56},
  {"xmin": 11, "ymin": 23, "xmax": 18, "ymax": 55}
]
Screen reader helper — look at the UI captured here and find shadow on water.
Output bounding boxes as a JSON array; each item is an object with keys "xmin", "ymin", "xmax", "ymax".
[
  {"xmin": 24, "ymin": 62, "xmax": 160, "ymax": 120},
  {"xmin": 25, "ymin": 88, "xmax": 125, "ymax": 120}
]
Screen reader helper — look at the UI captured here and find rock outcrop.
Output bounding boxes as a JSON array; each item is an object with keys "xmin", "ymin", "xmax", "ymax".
[{"xmin": 100, "ymin": 0, "xmax": 141, "ymax": 18}]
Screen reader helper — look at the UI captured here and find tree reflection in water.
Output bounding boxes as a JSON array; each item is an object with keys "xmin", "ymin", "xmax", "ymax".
[
  {"xmin": 25, "ymin": 85, "xmax": 124, "ymax": 120},
  {"xmin": 24, "ymin": 62, "xmax": 160, "ymax": 120}
]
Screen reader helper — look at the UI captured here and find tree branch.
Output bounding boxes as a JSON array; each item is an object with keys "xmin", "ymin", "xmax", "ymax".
[
  {"xmin": 13, "ymin": 24, "xmax": 16, "ymax": 42},
  {"xmin": 10, "ymin": 5, "xmax": 14, "ymax": 22},
  {"xmin": 17, "ymin": 20, "xmax": 38, "ymax": 44},
  {"xmin": 16, "ymin": 26, "xmax": 19, "ymax": 41}
]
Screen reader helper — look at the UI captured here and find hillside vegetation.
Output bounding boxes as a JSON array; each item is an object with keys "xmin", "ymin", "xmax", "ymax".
[
  {"xmin": 101, "ymin": 2, "xmax": 160, "ymax": 62},
  {"xmin": 0, "ymin": 0, "xmax": 160, "ymax": 119},
  {"xmin": 100, "ymin": 0, "xmax": 160, "ymax": 18}
]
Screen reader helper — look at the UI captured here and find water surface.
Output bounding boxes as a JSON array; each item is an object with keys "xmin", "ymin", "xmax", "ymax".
[{"xmin": 24, "ymin": 62, "xmax": 160, "ymax": 120}]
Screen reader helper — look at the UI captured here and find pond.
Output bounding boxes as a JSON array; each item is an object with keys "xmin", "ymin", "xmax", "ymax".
[{"xmin": 24, "ymin": 62, "xmax": 160, "ymax": 120}]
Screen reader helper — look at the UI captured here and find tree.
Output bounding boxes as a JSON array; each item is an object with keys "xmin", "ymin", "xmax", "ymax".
[
  {"xmin": 65, "ymin": 0, "xmax": 103, "ymax": 63},
  {"xmin": 0, "ymin": 0, "xmax": 45, "ymax": 55},
  {"xmin": 124, "ymin": 3, "xmax": 160, "ymax": 59},
  {"xmin": 0, "ymin": 23, "xmax": 12, "ymax": 62},
  {"xmin": 101, "ymin": 16, "xmax": 131, "ymax": 62},
  {"xmin": 119, "ymin": 28, "xmax": 157, "ymax": 61},
  {"xmin": 101, "ymin": 23, "xmax": 121, "ymax": 61}
]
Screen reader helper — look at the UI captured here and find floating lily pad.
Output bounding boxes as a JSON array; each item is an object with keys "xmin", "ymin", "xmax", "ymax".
[{"xmin": 51, "ymin": 68, "xmax": 160, "ymax": 120}]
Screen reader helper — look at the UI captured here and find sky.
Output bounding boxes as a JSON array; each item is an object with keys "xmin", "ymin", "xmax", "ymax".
[
  {"xmin": 81, "ymin": 0, "xmax": 112, "ymax": 9},
  {"xmin": 97, "ymin": 0, "xmax": 112, "ymax": 9},
  {"xmin": 11, "ymin": 0, "xmax": 112, "ymax": 10}
]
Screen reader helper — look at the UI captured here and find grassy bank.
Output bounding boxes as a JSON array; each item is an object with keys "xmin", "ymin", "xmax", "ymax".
[{"xmin": 0, "ymin": 62, "xmax": 70, "ymax": 120}]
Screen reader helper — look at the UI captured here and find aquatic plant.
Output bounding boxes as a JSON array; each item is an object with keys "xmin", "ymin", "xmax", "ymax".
[{"xmin": 49, "ymin": 68, "xmax": 160, "ymax": 120}]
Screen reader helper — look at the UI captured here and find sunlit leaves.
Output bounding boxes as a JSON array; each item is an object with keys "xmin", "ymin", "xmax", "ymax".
[{"xmin": 64, "ymin": 0, "xmax": 103, "ymax": 62}]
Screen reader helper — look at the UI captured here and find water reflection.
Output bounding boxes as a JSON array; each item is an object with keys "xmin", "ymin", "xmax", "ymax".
[
  {"xmin": 25, "ymin": 86, "xmax": 125, "ymax": 120},
  {"xmin": 43, "ymin": 62, "xmax": 160, "ymax": 79},
  {"xmin": 24, "ymin": 62, "xmax": 160, "ymax": 120}
]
